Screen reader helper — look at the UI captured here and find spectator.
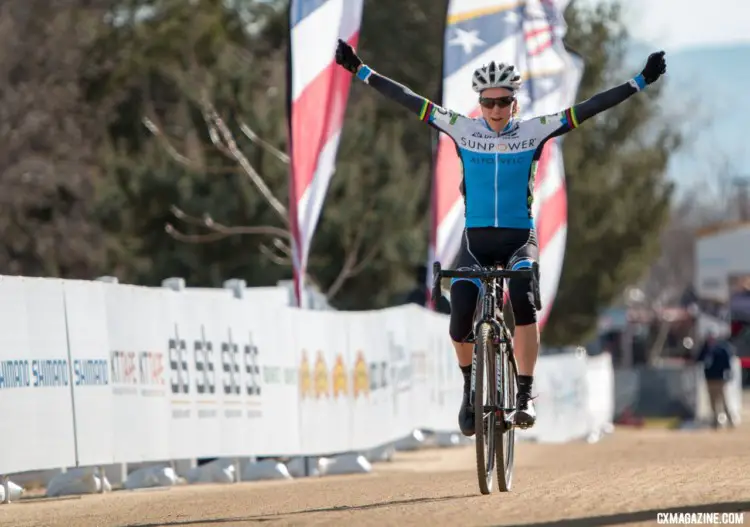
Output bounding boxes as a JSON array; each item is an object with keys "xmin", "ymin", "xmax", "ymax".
[
  {"xmin": 404, "ymin": 265, "xmax": 451, "ymax": 315},
  {"xmin": 696, "ymin": 328, "xmax": 736, "ymax": 429}
]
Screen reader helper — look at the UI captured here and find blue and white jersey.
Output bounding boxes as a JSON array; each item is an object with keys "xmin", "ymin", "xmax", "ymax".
[
  {"xmin": 421, "ymin": 101, "xmax": 579, "ymax": 229},
  {"xmin": 356, "ymin": 62, "xmax": 646, "ymax": 230}
]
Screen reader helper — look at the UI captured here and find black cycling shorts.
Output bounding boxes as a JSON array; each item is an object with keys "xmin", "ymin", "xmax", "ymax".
[{"xmin": 449, "ymin": 227, "xmax": 539, "ymax": 342}]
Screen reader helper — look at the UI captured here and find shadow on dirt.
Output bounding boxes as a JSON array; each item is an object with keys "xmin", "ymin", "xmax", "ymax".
[{"xmin": 121, "ymin": 493, "xmax": 473, "ymax": 526}]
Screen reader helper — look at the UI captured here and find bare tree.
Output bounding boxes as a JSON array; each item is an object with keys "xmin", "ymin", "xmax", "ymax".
[
  {"xmin": 639, "ymin": 151, "xmax": 746, "ymax": 307},
  {"xmin": 142, "ymin": 52, "xmax": 381, "ymax": 301}
]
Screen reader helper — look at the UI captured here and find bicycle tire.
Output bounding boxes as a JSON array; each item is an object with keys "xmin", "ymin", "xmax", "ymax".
[
  {"xmin": 474, "ymin": 322, "xmax": 497, "ymax": 495},
  {"xmin": 496, "ymin": 336, "xmax": 517, "ymax": 492}
]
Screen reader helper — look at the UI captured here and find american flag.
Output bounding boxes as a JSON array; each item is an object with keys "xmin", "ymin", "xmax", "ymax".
[
  {"xmin": 430, "ymin": 0, "xmax": 583, "ymax": 327},
  {"xmin": 287, "ymin": 0, "xmax": 364, "ymax": 306}
]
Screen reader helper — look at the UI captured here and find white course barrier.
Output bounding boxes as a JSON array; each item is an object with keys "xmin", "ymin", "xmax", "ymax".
[
  {"xmin": 46, "ymin": 468, "xmax": 112, "ymax": 497},
  {"xmin": 124, "ymin": 466, "xmax": 182, "ymax": 490},
  {"xmin": 0, "ymin": 275, "xmax": 614, "ymax": 497},
  {"xmin": 516, "ymin": 349, "xmax": 614, "ymax": 443},
  {"xmin": 0, "ymin": 480, "xmax": 23, "ymax": 502}
]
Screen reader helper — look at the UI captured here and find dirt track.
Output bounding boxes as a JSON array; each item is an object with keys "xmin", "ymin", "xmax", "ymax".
[{"xmin": 2, "ymin": 424, "xmax": 749, "ymax": 527}]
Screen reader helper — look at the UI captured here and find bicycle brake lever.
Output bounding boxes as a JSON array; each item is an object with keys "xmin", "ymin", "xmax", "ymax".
[{"xmin": 431, "ymin": 262, "xmax": 442, "ymax": 310}]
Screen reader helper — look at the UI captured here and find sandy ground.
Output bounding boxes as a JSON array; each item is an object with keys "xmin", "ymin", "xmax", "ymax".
[{"xmin": 1, "ymin": 419, "xmax": 748, "ymax": 527}]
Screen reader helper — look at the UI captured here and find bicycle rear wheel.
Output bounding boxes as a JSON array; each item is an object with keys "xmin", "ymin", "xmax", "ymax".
[
  {"xmin": 496, "ymin": 337, "xmax": 517, "ymax": 492},
  {"xmin": 473, "ymin": 322, "xmax": 497, "ymax": 495}
]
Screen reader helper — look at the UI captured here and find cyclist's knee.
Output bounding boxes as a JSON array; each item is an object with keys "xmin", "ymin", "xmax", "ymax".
[
  {"xmin": 509, "ymin": 278, "xmax": 537, "ymax": 326},
  {"xmin": 449, "ymin": 280, "xmax": 479, "ymax": 341}
]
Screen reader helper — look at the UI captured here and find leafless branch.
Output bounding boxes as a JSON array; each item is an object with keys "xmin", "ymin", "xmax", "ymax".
[
  {"xmin": 199, "ymin": 93, "xmax": 289, "ymax": 226},
  {"xmin": 165, "ymin": 203, "xmax": 289, "ymax": 245},
  {"xmin": 325, "ymin": 196, "xmax": 380, "ymax": 300},
  {"xmin": 143, "ymin": 115, "xmax": 194, "ymax": 167},
  {"xmin": 169, "ymin": 205, "xmax": 212, "ymax": 227},
  {"xmin": 271, "ymin": 236, "xmax": 292, "ymax": 257},
  {"xmin": 239, "ymin": 121, "xmax": 289, "ymax": 164},
  {"xmin": 165, "ymin": 223, "xmax": 231, "ymax": 244},
  {"xmin": 147, "ymin": 64, "xmax": 350, "ymax": 300},
  {"xmin": 259, "ymin": 242, "xmax": 291, "ymax": 265},
  {"xmin": 349, "ymin": 240, "xmax": 382, "ymax": 276},
  {"xmin": 142, "ymin": 105, "xmax": 241, "ymax": 175}
]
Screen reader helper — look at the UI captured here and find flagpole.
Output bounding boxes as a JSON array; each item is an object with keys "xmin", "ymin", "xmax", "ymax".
[
  {"xmin": 427, "ymin": 0, "xmax": 452, "ymax": 311},
  {"xmin": 286, "ymin": 1, "xmax": 303, "ymax": 308}
]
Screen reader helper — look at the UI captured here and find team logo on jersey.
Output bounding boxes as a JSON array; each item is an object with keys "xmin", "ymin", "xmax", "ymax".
[
  {"xmin": 459, "ymin": 137, "xmax": 538, "ymax": 152},
  {"xmin": 471, "ymin": 131, "xmax": 500, "ymax": 139},
  {"xmin": 540, "ymin": 112, "xmax": 563, "ymax": 125},
  {"xmin": 431, "ymin": 106, "xmax": 459, "ymax": 125}
]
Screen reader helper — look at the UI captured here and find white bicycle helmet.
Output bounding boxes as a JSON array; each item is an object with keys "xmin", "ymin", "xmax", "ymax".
[{"xmin": 471, "ymin": 61, "xmax": 522, "ymax": 93}]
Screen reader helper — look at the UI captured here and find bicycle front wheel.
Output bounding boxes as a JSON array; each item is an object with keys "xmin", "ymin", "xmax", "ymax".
[
  {"xmin": 473, "ymin": 322, "xmax": 497, "ymax": 495},
  {"xmin": 496, "ymin": 337, "xmax": 517, "ymax": 492}
]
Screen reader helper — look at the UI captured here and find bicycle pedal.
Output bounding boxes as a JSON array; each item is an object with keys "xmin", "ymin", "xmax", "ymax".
[
  {"xmin": 495, "ymin": 420, "xmax": 512, "ymax": 431},
  {"xmin": 515, "ymin": 422, "xmax": 531, "ymax": 430}
]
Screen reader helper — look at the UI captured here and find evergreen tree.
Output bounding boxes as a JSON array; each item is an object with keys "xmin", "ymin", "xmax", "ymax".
[{"xmin": 542, "ymin": 1, "xmax": 680, "ymax": 345}]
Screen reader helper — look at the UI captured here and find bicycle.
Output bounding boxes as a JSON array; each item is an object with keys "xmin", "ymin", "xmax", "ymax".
[{"xmin": 431, "ymin": 260, "xmax": 542, "ymax": 495}]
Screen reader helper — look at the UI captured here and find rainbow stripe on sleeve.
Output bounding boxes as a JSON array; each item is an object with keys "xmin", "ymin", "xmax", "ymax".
[
  {"xmin": 419, "ymin": 100, "xmax": 434, "ymax": 123},
  {"xmin": 563, "ymin": 107, "xmax": 580, "ymax": 129}
]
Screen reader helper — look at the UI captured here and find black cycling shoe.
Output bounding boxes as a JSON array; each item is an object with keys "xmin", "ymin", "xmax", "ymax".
[
  {"xmin": 458, "ymin": 390, "xmax": 475, "ymax": 436},
  {"xmin": 513, "ymin": 390, "xmax": 536, "ymax": 429}
]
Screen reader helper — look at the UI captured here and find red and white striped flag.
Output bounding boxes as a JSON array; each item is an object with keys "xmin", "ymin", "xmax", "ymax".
[
  {"xmin": 288, "ymin": 0, "xmax": 364, "ymax": 307},
  {"xmin": 430, "ymin": 0, "xmax": 583, "ymax": 327}
]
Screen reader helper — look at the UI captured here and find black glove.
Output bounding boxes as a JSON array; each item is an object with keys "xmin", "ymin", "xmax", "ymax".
[
  {"xmin": 641, "ymin": 51, "xmax": 666, "ymax": 85},
  {"xmin": 335, "ymin": 38, "xmax": 362, "ymax": 74}
]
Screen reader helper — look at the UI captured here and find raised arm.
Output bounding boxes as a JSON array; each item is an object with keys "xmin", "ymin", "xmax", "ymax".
[
  {"xmin": 533, "ymin": 51, "xmax": 667, "ymax": 140},
  {"xmin": 355, "ymin": 65, "xmax": 432, "ymax": 117},
  {"xmin": 335, "ymin": 39, "xmax": 461, "ymax": 133}
]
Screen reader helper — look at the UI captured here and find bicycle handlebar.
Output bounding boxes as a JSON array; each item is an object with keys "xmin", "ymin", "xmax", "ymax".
[
  {"xmin": 431, "ymin": 261, "xmax": 542, "ymax": 312},
  {"xmin": 436, "ymin": 268, "xmax": 534, "ymax": 280}
]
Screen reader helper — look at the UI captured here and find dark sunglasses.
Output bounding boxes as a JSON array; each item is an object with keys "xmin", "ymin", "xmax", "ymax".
[{"xmin": 479, "ymin": 96, "xmax": 515, "ymax": 109}]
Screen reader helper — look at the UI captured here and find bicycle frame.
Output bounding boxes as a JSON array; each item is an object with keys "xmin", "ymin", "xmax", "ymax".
[
  {"xmin": 431, "ymin": 260, "xmax": 540, "ymax": 495},
  {"xmin": 476, "ymin": 275, "xmax": 504, "ymax": 343}
]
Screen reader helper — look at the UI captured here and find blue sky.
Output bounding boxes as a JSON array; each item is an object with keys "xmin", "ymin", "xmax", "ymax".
[
  {"xmin": 578, "ymin": 0, "xmax": 750, "ymax": 199},
  {"xmin": 578, "ymin": 0, "xmax": 750, "ymax": 51}
]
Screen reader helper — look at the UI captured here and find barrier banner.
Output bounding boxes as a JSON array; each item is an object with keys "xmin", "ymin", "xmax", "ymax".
[
  {"xmin": 585, "ymin": 353, "xmax": 615, "ymax": 435},
  {"xmin": 164, "ymin": 287, "xmax": 196, "ymax": 460},
  {"xmin": 180, "ymin": 289, "xmax": 224, "ymax": 457},
  {"xmin": 0, "ymin": 277, "xmax": 76, "ymax": 474},
  {"xmin": 415, "ymin": 309, "xmax": 463, "ymax": 432},
  {"xmin": 242, "ymin": 297, "xmax": 299, "ymax": 456},
  {"xmin": 1, "ymin": 276, "xmax": 624, "ymax": 477},
  {"xmin": 106, "ymin": 285, "xmax": 172, "ymax": 464},
  {"xmin": 296, "ymin": 308, "xmax": 351, "ymax": 456},
  {"xmin": 381, "ymin": 308, "xmax": 416, "ymax": 441},
  {"xmin": 63, "ymin": 279, "xmax": 114, "ymax": 466},
  {"xmin": 345, "ymin": 312, "xmax": 391, "ymax": 451},
  {"xmin": 517, "ymin": 351, "xmax": 589, "ymax": 443}
]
